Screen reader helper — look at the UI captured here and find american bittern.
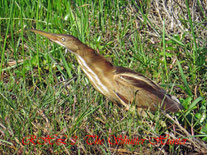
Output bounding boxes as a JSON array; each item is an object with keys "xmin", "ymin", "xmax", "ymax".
[{"xmin": 31, "ymin": 29, "xmax": 183, "ymax": 112}]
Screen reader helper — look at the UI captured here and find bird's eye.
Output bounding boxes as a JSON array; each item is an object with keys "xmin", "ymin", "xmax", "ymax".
[{"xmin": 61, "ymin": 38, "xmax": 65, "ymax": 42}]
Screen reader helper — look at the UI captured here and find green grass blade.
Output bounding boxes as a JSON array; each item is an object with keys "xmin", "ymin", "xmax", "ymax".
[{"xmin": 177, "ymin": 59, "xmax": 192, "ymax": 96}]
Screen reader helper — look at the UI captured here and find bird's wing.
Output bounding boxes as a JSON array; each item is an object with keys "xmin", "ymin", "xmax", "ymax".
[{"xmin": 113, "ymin": 66, "xmax": 182, "ymax": 112}]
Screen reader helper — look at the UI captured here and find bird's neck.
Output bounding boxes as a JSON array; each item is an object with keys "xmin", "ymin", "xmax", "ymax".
[
  {"xmin": 74, "ymin": 46, "xmax": 114, "ymax": 95},
  {"xmin": 75, "ymin": 46, "xmax": 114, "ymax": 74}
]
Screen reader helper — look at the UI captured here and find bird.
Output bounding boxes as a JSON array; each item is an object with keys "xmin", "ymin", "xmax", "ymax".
[{"xmin": 30, "ymin": 29, "xmax": 183, "ymax": 113}]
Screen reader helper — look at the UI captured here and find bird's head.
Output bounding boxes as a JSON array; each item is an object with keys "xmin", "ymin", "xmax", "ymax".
[{"xmin": 31, "ymin": 29, "xmax": 82, "ymax": 53}]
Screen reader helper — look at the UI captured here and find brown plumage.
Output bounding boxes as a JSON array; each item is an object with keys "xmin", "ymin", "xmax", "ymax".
[{"xmin": 31, "ymin": 29, "xmax": 183, "ymax": 112}]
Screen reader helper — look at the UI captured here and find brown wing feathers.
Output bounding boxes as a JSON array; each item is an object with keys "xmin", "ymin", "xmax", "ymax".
[{"xmin": 115, "ymin": 67, "xmax": 183, "ymax": 112}]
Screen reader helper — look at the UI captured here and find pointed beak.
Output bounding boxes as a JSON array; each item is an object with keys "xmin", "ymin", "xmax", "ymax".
[
  {"xmin": 30, "ymin": 29, "xmax": 59, "ymax": 42},
  {"xmin": 30, "ymin": 29, "xmax": 66, "ymax": 47}
]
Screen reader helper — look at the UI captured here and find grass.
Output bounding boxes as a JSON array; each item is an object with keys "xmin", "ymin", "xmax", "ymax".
[{"xmin": 0, "ymin": 0, "xmax": 207, "ymax": 154}]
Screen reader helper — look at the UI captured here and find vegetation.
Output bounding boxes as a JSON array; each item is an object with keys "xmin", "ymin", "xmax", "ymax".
[{"xmin": 0, "ymin": 0, "xmax": 206, "ymax": 154}]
